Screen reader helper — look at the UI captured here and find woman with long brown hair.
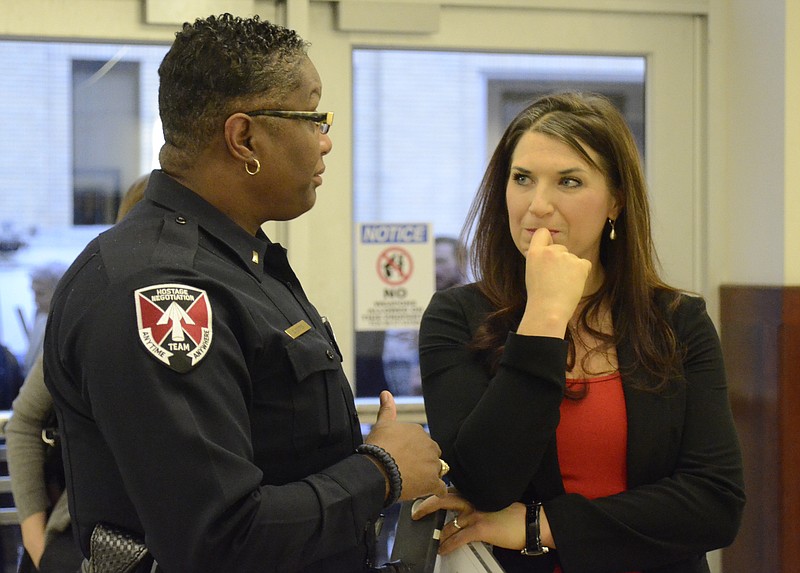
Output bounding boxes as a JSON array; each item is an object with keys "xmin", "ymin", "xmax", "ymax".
[{"xmin": 413, "ymin": 92, "xmax": 744, "ymax": 573}]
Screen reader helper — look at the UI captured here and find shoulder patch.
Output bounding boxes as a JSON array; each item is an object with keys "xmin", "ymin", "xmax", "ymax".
[{"xmin": 134, "ymin": 283, "xmax": 213, "ymax": 373}]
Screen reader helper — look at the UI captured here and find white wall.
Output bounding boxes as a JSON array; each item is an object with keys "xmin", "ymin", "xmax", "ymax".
[{"xmin": 716, "ymin": 0, "xmax": 785, "ymax": 285}]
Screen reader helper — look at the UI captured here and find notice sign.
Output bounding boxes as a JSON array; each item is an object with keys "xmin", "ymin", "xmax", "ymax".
[{"xmin": 356, "ymin": 223, "xmax": 434, "ymax": 331}]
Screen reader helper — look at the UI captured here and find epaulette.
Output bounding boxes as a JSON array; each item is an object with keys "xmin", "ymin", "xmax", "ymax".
[
  {"xmin": 99, "ymin": 214, "xmax": 198, "ymax": 283},
  {"xmin": 150, "ymin": 213, "xmax": 199, "ymax": 268}
]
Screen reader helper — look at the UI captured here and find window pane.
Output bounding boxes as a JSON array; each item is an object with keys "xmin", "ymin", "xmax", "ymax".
[
  {"xmin": 72, "ymin": 59, "xmax": 141, "ymax": 225},
  {"xmin": 0, "ymin": 40, "xmax": 166, "ymax": 363}
]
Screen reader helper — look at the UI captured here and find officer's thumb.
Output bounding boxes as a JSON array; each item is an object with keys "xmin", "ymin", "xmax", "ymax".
[{"xmin": 375, "ymin": 390, "xmax": 397, "ymax": 424}]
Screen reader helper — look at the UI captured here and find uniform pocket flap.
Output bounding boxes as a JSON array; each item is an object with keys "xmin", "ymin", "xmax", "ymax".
[{"xmin": 286, "ymin": 329, "xmax": 341, "ymax": 382}]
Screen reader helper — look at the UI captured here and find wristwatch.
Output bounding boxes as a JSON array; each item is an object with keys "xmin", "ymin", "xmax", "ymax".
[{"xmin": 521, "ymin": 502, "xmax": 550, "ymax": 556}]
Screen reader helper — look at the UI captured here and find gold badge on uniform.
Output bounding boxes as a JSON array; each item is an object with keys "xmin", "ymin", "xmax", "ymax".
[{"xmin": 285, "ymin": 320, "xmax": 311, "ymax": 339}]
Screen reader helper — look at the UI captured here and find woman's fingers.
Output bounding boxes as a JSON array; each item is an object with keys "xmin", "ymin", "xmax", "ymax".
[
  {"xmin": 411, "ymin": 492, "xmax": 470, "ymax": 519},
  {"xmin": 438, "ymin": 515, "xmax": 485, "ymax": 555},
  {"xmin": 437, "ymin": 502, "xmax": 528, "ymax": 555}
]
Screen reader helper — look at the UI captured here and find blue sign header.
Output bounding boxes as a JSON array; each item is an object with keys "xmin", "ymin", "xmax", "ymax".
[{"xmin": 360, "ymin": 223, "xmax": 429, "ymax": 243}]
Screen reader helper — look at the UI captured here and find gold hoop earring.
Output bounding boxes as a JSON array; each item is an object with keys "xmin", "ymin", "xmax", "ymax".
[
  {"xmin": 608, "ymin": 218, "xmax": 617, "ymax": 241},
  {"xmin": 245, "ymin": 157, "xmax": 261, "ymax": 176}
]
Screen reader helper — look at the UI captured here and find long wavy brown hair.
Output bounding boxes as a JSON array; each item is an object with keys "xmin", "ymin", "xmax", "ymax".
[{"xmin": 461, "ymin": 92, "xmax": 683, "ymax": 393}]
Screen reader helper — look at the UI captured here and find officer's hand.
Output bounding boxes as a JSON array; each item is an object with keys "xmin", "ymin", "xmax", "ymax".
[{"xmin": 366, "ymin": 391, "xmax": 448, "ymax": 500}]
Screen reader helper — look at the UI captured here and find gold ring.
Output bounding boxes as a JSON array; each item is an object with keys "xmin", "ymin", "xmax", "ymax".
[
  {"xmin": 453, "ymin": 515, "xmax": 463, "ymax": 530},
  {"xmin": 438, "ymin": 458, "xmax": 450, "ymax": 478}
]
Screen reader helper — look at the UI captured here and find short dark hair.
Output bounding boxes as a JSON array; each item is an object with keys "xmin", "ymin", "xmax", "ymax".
[{"xmin": 158, "ymin": 14, "xmax": 309, "ymax": 163}]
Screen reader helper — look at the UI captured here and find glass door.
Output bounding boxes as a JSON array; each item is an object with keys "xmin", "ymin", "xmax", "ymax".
[{"xmin": 296, "ymin": 3, "xmax": 703, "ymax": 399}]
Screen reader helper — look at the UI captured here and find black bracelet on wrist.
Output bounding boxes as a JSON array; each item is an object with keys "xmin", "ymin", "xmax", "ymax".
[
  {"xmin": 357, "ymin": 443, "xmax": 403, "ymax": 507},
  {"xmin": 521, "ymin": 502, "xmax": 549, "ymax": 556}
]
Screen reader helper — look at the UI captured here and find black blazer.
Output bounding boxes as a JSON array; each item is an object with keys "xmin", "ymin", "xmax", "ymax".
[{"xmin": 419, "ymin": 285, "xmax": 745, "ymax": 573}]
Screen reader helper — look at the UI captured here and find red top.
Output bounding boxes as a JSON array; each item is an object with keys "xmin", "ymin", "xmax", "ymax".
[
  {"xmin": 553, "ymin": 372, "xmax": 639, "ymax": 573},
  {"xmin": 557, "ymin": 372, "xmax": 628, "ymax": 499}
]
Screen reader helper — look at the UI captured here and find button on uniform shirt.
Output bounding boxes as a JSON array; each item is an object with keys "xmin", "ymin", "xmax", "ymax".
[{"xmin": 43, "ymin": 170, "xmax": 386, "ymax": 573}]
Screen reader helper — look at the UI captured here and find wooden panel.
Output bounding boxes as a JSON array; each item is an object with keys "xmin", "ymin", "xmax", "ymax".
[
  {"xmin": 779, "ymin": 292, "xmax": 800, "ymax": 566},
  {"xmin": 720, "ymin": 286, "xmax": 800, "ymax": 573}
]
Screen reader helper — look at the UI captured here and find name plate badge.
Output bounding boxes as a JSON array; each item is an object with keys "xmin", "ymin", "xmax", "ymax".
[{"xmin": 285, "ymin": 320, "xmax": 311, "ymax": 339}]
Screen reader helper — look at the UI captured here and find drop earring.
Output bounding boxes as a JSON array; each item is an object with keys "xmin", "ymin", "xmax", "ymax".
[{"xmin": 608, "ymin": 218, "xmax": 617, "ymax": 241}]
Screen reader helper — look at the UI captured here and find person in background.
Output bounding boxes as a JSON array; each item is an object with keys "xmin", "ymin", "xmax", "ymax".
[
  {"xmin": 43, "ymin": 14, "xmax": 446, "ymax": 573},
  {"xmin": 6, "ymin": 355, "xmax": 79, "ymax": 573},
  {"xmin": 22, "ymin": 263, "xmax": 66, "ymax": 376},
  {"xmin": 116, "ymin": 173, "xmax": 149, "ymax": 220},
  {"xmin": 381, "ymin": 236, "xmax": 468, "ymax": 397},
  {"xmin": 0, "ymin": 341, "xmax": 23, "ymax": 409},
  {"xmin": 381, "ymin": 329, "xmax": 421, "ymax": 396},
  {"xmin": 434, "ymin": 236, "xmax": 467, "ymax": 291},
  {"xmin": 6, "ymin": 175, "xmax": 150, "ymax": 573},
  {"xmin": 413, "ymin": 92, "xmax": 744, "ymax": 572}
]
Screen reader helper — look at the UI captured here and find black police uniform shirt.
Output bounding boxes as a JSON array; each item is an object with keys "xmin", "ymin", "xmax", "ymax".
[{"xmin": 43, "ymin": 170, "xmax": 387, "ymax": 573}]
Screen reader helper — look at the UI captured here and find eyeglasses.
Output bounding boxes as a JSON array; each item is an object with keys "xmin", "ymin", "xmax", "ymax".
[{"xmin": 244, "ymin": 110, "xmax": 334, "ymax": 134}]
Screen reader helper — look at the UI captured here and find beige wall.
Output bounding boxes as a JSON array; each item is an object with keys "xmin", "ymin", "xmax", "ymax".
[
  {"xmin": 725, "ymin": 0, "xmax": 784, "ymax": 283},
  {"xmin": 0, "ymin": 0, "xmax": 275, "ymax": 41},
  {"xmin": 708, "ymin": 0, "xmax": 797, "ymax": 289},
  {"xmin": 786, "ymin": 0, "xmax": 800, "ymax": 284}
]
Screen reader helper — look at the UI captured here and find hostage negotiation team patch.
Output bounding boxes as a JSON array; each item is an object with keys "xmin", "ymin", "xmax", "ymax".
[{"xmin": 134, "ymin": 283, "xmax": 213, "ymax": 373}]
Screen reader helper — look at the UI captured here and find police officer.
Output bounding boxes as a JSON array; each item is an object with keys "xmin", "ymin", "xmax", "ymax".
[{"xmin": 43, "ymin": 14, "xmax": 447, "ymax": 573}]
